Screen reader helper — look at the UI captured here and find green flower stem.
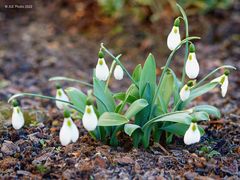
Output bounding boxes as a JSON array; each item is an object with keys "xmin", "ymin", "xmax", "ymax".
[
  {"xmin": 177, "ymin": 3, "xmax": 189, "ymax": 86},
  {"xmin": 100, "ymin": 43, "xmax": 138, "ymax": 87},
  {"xmin": 88, "ymin": 131, "xmax": 97, "ymax": 140},
  {"xmin": 8, "ymin": 93, "xmax": 84, "ymax": 114},
  {"xmin": 193, "ymin": 65, "xmax": 236, "ymax": 89},
  {"xmin": 171, "ymin": 99, "xmax": 182, "ymax": 112},
  {"xmin": 149, "ymin": 36, "xmax": 200, "ymax": 119},
  {"xmin": 49, "ymin": 76, "xmax": 93, "ymax": 87},
  {"xmin": 105, "ymin": 59, "xmax": 117, "ymax": 91}
]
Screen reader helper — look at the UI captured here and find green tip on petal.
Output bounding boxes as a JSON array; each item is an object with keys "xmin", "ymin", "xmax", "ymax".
[
  {"xmin": 187, "ymin": 81, "xmax": 194, "ymax": 87},
  {"xmin": 189, "ymin": 44, "xmax": 196, "ymax": 53},
  {"xmin": 192, "ymin": 124, "xmax": 197, "ymax": 131},
  {"xmin": 63, "ymin": 109, "xmax": 71, "ymax": 118},
  {"xmin": 224, "ymin": 69, "xmax": 230, "ymax": 76},
  {"xmin": 12, "ymin": 99, "xmax": 19, "ymax": 107},
  {"xmin": 174, "ymin": 18, "xmax": 180, "ymax": 27},
  {"xmin": 56, "ymin": 83, "xmax": 62, "ymax": 89},
  {"xmin": 98, "ymin": 51, "xmax": 104, "ymax": 58}
]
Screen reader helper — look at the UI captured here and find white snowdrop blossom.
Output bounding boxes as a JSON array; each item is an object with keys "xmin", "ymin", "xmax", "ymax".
[
  {"xmin": 114, "ymin": 65, "xmax": 124, "ymax": 80},
  {"xmin": 180, "ymin": 84, "xmax": 190, "ymax": 101},
  {"xmin": 12, "ymin": 103, "xmax": 25, "ymax": 130},
  {"xmin": 82, "ymin": 105, "xmax": 98, "ymax": 131},
  {"xmin": 167, "ymin": 18, "xmax": 181, "ymax": 51},
  {"xmin": 96, "ymin": 58, "xmax": 109, "ymax": 81},
  {"xmin": 56, "ymin": 87, "xmax": 69, "ymax": 109},
  {"xmin": 184, "ymin": 122, "xmax": 201, "ymax": 145},
  {"xmin": 59, "ymin": 112, "xmax": 79, "ymax": 146},
  {"xmin": 211, "ymin": 72, "xmax": 229, "ymax": 97},
  {"xmin": 185, "ymin": 52, "xmax": 200, "ymax": 79}
]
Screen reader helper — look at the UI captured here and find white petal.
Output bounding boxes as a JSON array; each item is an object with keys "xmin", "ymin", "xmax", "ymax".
[
  {"xmin": 221, "ymin": 76, "xmax": 228, "ymax": 97},
  {"xmin": 114, "ymin": 65, "xmax": 124, "ymax": 80},
  {"xmin": 71, "ymin": 120, "xmax": 79, "ymax": 142},
  {"xmin": 59, "ymin": 119, "xmax": 72, "ymax": 146},
  {"xmin": 82, "ymin": 105, "xmax": 98, "ymax": 131},
  {"xmin": 184, "ymin": 123, "xmax": 201, "ymax": 145},
  {"xmin": 185, "ymin": 53, "xmax": 199, "ymax": 79},
  {"xmin": 180, "ymin": 85, "xmax": 190, "ymax": 101},
  {"xmin": 167, "ymin": 26, "xmax": 181, "ymax": 51},
  {"xmin": 56, "ymin": 89, "xmax": 69, "ymax": 109},
  {"xmin": 12, "ymin": 107, "xmax": 24, "ymax": 130},
  {"xmin": 211, "ymin": 76, "xmax": 222, "ymax": 83},
  {"xmin": 96, "ymin": 58, "xmax": 109, "ymax": 81}
]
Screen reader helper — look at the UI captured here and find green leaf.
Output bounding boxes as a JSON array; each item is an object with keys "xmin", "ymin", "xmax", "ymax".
[
  {"xmin": 132, "ymin": 64, "xmax": 142, "ymax": 83},
  {"xmin": 193, "ymin": 105, "xmax": 221, "ymax": 118},
  {"xmin": 191, "ymin": 111, "xmax": 209, "ymax": 121},
  {"xmin": 139, "ymin": 53, "xmax": 156, "ymax": 104},
  {"xmin": 98, "ymin": 112, "xmax": 129, "ymax": 126},
  {"xmin": 179, "ymin": 82, "xmax": 218, "ymax": 109},
  {"xmin": 158, "ymin": 70, "xmax": 174, "ymax": 112},
  {"xmin": 124, "ymin": 124, "xmax": 142, "ymax": 136},
  {"xmin": 93, "ymin": 77, "xmax": 116, "ymax": 114},
  {"xmin": 125, "ymin": 99, "xmax": 148, "ymax": 119},
  {"xmin": 65, "ymin": 87, "xmax": 87, "ymax": 113},
  {"xmin": 113, "ymin": 92, "xmax": 137, "ymax": 104},
  {"xmin": 161, "ymin": 123, "xmax": 205, "ymax": 136}
]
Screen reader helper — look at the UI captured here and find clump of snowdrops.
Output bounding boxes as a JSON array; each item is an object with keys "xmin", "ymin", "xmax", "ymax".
[{"xmin": 9, "ymin": 4, "xmax": 236, "ymax": 148}]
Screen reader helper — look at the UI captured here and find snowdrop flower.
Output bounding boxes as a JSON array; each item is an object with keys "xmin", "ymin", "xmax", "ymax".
[
  {"xmin": 96, "ymin": 51, "xmax": 109, "ymax": 81},
  {"xmin": 184, "ymin": 122, "xmax": 201, "ymax": 145},
  {"xmin": 180, "ymin": 81, "xmax": 193, "ymax": 101},
  {"xmin": 211, "ymin": 70, "xmax": 229, "ymax": 97},
  {"xmin": 59, "ymin": 110, "xmax": 79, "ymax": 146},
  {"xmin": 56, "ymin": 85, "xmax": 69, "ymax": 109},
  {"xmin": 114, "ymin": 65, "xmax": 124, "ymax": 80},
  {"xmin": 185, "ymin": 44, "xmax": 200, "ymax": 79},
  {"xmin": 167, "ymin": 18, "xmax": 181, "ymax": 51},
  {"xmin": 11, "ymin": 100, "xmax": 24, "ymax": 130},
  {"xmin": 82, "ymin": 105, "xmax": 98, "ymax": 131}
]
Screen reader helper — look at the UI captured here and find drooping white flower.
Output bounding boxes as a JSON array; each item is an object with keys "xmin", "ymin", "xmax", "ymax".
[
  {"xmin": 114, "ymin": 65, "xmax": 124, "ymax": 80},
  {"xmin": 167, "ymin": 18, "xmax": 181, "ymax": 51},
  {"xmin": 180, "ymin": 84, "xmax": 190, "ymax": 101},
  {"xmin": 211, "ymin": 70, "xmax": 229, "ymax": 97},
  {"xmin": 82, "ymin": 105, "xmax": 98, "ymax": 131},
  {"xmin": 59, "ymin": 111, "xmax": 79, "ymax": 146},
  {"xmin": 56, "ymin": 86, "xmax": 69, "ymax": 109},
  {"xmin": 11, "ymin": 101, "xmax": 24, "ymax": 130},
  {"xmin": 184, "ymin": 122, "xmax": 201, "ymax": 145},
  {"xmin": 96, "ymin": 58, "xmax": 109, "ymax": 81},
  {"xmin": 185, "ymin": 44, "xmax": 199, "ymax": 79}
]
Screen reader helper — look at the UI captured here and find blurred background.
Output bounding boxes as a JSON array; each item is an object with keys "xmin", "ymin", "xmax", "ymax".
[{"xmin": 0, "ymin": 0, "xmax": 239, "ymax": 107}]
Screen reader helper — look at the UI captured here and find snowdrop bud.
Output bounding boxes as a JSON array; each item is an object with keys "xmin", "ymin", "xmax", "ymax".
[
  {"xmin": 211, "ymin": 71, "xmax": 229, "ymax": 97},
  {"xmin": 59, "ymin": 110, "xmax": 79, "ymax": 146},
  {"xmin": 114, "ymin": 65, "xmax": 124, "ymax": 80},
  {"xmin": 82, "ymin": 105, "xmax": 98, "ymax": 131},
  {"xmin": 11, "ymin": 100, "xmax": 24, "ymax": 130},
  {"xmin": 180, "ymin": 84, "xmax": 190, "ymax": 101},
  {"xmin": 184, "ymin": 122, "xmax": 201, "ymax": 145},
  {"xmin": 96, "ymin": 58, "xmax": 109, "ymax": 81},
  {"xmin": 167, "ymin": 18, "xmax": 181, "ymax": 51},
  {"xmin": 185, "ymin": 44, "xmax": 199, "ymax": 79},
  {"xmin": 56, "ymin": 85, "xmax": 70, "ymax": 109}
]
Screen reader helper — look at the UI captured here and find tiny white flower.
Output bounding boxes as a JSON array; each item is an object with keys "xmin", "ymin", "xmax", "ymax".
[
  {"xmin": 114, "ymin": 65, "xmax": 124, "ymax": 80},
  {"xmin": 82, "ymin": 105, "xmax": 98, "ymax": 131},
  {"xmin": 180, "ymin": 84, "xmax": 190, "ymax": 101},
  {"xmin": 96, "ymin": 58, "xmax": 109, "ymax": 81},
  {"xmin": 11, "ymin": 101, "xmax": 24, "ymax": 130},
  {"xmin": 167, "ymin": 18, "xmax": 181, "ymax": 51},
  {"xmin": 185, "ymin": 52, "xmax": 200, "ymax": 79},
  {"xmin": 211, "ymin": 71, "xmax": 229, "ymax": 97},
  {"xmin": 56, "ymin": 86, "xmax": 69, "ymax": 109},
  {"xmin": 59, "ymin": 111, "xmax": 79, "ymax": 146},
  {"xmin": 184, "ymin": 122, "xmax": 201, "ymax": 145}
]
